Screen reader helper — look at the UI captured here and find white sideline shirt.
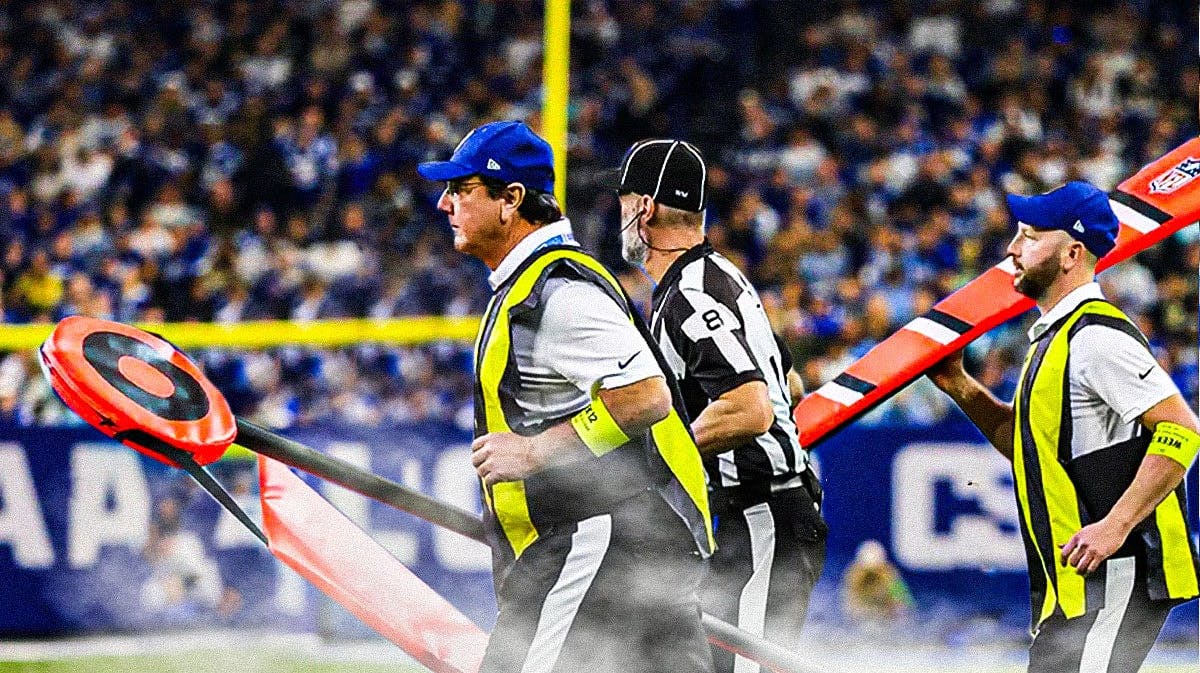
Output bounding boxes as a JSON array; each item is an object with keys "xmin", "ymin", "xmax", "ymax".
[
  {"xmin": 486, "ymin": 220, "xmax": 663, "ymax": 426},
  {"xmin": 1027, "ymin": 282, "xmax": 1178, "ymax": 460}
]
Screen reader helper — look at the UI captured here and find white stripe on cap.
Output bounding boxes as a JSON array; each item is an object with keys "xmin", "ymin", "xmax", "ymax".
[
  {"xmin": 652, "ymin": 141, "xmax": 680, "ymax": 201},
  {"xmin": 452, "ymin": 126, "xmax": 478, "ymax": 153},
  {"xmin": 620, "ymin": 139, "xmax": 673, "ymax": 185},
  {"xmin": 679, "ymin": 141, "xmax": 706, "ymax": 208}
]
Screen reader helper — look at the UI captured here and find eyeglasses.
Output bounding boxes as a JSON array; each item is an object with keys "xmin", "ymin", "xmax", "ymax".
[{"xmin": 445, "ymin": 180, "xmax": 489, "ymax": 197}]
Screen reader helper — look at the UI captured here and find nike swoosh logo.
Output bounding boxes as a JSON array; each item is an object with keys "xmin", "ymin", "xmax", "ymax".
[
  {"xmin": 618, "ymin": 353, "xmax": 638, "ymax": 369},
  {"xmin": 1139, "ymin": 367, "xmax": 1154, "ymax": 380}
]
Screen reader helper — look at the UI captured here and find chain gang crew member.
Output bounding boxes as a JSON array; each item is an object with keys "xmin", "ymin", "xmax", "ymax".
[
  {"xmin": 419, "ymin": 121, "xmax": 715, "ymax": 673},
  {"xmin": 928, "ymin": 181, "xmax": 1199, "ymax": 673}
]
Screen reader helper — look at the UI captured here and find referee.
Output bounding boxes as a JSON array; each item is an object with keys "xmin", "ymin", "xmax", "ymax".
[
  {"xmin": 611, "ymin": 139, "xmax": 826, "ymax": 673},
  {"xmin": 418, "ymin": 121, "xmax": 715, "ymax": 673},
  {"xmin": 928, "ymin": 181, "xmax": 1199, "ymax": 673}
]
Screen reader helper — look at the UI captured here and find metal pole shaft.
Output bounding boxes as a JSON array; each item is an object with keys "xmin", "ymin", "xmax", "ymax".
[{"xmin": 236, "ymin": 418, "xmax": 488, "ymax": 542}]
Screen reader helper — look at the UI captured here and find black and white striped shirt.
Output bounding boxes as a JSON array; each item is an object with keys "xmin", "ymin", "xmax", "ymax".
[{"xmin": 650, "ymin": 241, "xmax": 808, "ymax": 492}]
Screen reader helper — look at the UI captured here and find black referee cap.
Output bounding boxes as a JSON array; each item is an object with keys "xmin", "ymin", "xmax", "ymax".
[{"xmin": 610, "ymin": 139, "xmax": 706, "ymax": 212}]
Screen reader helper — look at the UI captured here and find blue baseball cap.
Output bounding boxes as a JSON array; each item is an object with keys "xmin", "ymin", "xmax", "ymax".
[
  {"xmin": 417, "ymin": 120, "xmax": 555, "ymax": 193},
  {"xmin": 1006, "ymin": 181, "xmax": 1119, "ymax": 258}
]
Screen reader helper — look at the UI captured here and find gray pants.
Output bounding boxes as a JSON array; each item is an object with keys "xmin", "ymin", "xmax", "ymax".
[
  {"xmin": 1027, "ymin": 556, "xmax": 1179, "ymax": 673},
  {"xmin": 481, "ymin": 490, "xmax": 712, "ymax": 673}
]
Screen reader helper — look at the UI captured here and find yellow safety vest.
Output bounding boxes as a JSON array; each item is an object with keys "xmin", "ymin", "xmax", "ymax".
[
  {"xmin": 473, "ymin": 245, "xmax": 714, "ymax": 567},
  {"xmin": 1013, "ymin": 299, "xmax": 1199, "ymax": 626}
]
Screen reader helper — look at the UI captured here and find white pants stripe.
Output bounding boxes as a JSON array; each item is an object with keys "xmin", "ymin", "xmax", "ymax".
[
  {"xmin": 520, "ymin": 514, "xmax": 612, "ymax": 673},
  {"xmin": 1078, "ymin": 556, "xmax": 1137, "ymax": 673},
  {"xmin": 733, "ymin": 502, "xmax": 776, "ymax": 673}
]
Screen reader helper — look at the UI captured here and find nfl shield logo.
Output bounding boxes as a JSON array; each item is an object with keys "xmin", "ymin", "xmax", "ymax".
[{"xmin": 1149, "ymin": 157, "xmax": 1200, "ymax": 194}]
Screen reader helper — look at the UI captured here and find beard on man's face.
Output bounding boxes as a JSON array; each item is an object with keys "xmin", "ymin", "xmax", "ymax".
[
  {"xmin": 1014, "ymin": 259, "xmax": 1058, "ymax": 299},
  {"xmin": 621, "ymin": 219, "xmax": 648, "ymax": 266}
]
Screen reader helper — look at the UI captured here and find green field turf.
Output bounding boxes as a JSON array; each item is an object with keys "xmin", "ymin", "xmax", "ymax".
[
  {"xmin": 0, "ymin": 636, "xmax": 426, "ymax": 673},
  {"xmin": 1, "ymin": 658, "xmax": 1196, "ymax": 673},
  {"xmin": 2, "ymin": 635, "xmax": 1193, "ymax": 673},
  {"xmin": 0, "ymin": 654, "xmax": 423, "ymax": 673}
]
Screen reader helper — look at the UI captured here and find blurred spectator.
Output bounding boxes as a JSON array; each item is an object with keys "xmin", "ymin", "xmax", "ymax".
[
  {"xmin": 13, "ymin": 249, "xmax": 62, "ymax": 318},
  {"xmin": 140, "ymin": 498, "xmax": 223, "ymax": 618},
  {"xmin": 841, "ymin": 539, "xmax": 915, "ymax": 626},
  {"xmin": 0, "ymin": 1, "xmax": 1190, "ymax": 430}
]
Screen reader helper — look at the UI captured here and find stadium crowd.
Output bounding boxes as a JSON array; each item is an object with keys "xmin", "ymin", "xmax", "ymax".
[{"xmin": 0, "ymin": 0, "xmax": 1195, "ymax": 431}]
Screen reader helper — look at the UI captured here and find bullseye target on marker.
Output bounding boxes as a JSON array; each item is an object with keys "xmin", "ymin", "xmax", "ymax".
[{"xmin": 39, "ymin": 316, "xmax": 235, "ymax": 467}]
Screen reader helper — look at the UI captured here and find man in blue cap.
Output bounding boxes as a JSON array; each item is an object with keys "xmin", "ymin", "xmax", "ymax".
[
  {"xmin": 928, "ymin": 181, "xmax": 1199, "ymax": 672},
  {"xmin": 419, "ymin": 120, "xmax": 716, "ymax": 673}
]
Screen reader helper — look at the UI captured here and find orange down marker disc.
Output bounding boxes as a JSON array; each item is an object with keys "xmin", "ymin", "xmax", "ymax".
[{"xmin": 39, "ymin": 316, "xmax": 235, "ymax": 467}]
